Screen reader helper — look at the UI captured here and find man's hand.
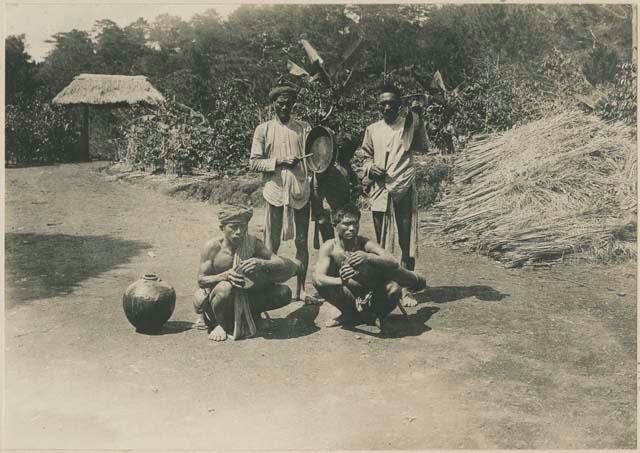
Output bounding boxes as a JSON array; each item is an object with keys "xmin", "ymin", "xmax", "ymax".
[
  {"xmin": 277, "ymin": 156, "xmax": 299, "ymax": 167},
  {"xmin": 346, "ymin": 251, "xmax": 369, "ymax": 269},
  {"xmin": 237, "ymin": 258, "xmax": 262, "ymax": 276},
  {"xmin": 226, "ymin": 269, "xmax": 246, "ymax": 288},
  {"xmin": 339, "ymin": 263, "xmax": 357, "ymax": 282},
  {"xmin": 368, "ymin": 164, "xmax": 386, "ymax": 180}
]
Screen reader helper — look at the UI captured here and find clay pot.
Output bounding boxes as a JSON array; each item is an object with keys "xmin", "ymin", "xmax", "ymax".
[{"xmin": 123, "ymin": 273, "xmax": 176, "ymax": 333}]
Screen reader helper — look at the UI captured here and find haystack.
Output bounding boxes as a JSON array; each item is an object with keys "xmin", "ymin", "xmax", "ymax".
[
  {"xmin": 53, "ymin": 74, "xmax": 164, "ymax": 160},
  {"xmin": 421, "ymin": 110, "xmax": 637, "ymax": 267}
]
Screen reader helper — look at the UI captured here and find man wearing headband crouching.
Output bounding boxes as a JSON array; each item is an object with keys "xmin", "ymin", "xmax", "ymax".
[
  {"xmin": 250, "ymin": 83, "xmax": 313, "ymax": 303},
  {"xmin": 193, "ymin": 204, "xmax": 301, "ymax": 341}
]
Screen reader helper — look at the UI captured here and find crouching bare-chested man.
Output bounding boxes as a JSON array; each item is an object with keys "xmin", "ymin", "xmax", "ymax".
[
  {"xmin": 313, "ymin": 204, "xmax": 427, "ymax": 334},
  {"xmin": 193, "ymin": 204, "xmax": 301, "ymax": 341}
]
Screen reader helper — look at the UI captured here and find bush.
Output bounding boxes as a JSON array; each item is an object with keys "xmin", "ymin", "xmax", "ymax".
[
  {"xmin": 599, "ymin": 63, "xmax": 637, "ymax": 125},
  {"xmin": 120, "ymin": 80, "xmax": 261, "ymax": 175},
  {"xmin": 414, "ymin": 156, "xmax": 453, "ymax": 208},
  {"xmin": 5, "ymin": 95, "xmax": 79, "ymax": 165}
]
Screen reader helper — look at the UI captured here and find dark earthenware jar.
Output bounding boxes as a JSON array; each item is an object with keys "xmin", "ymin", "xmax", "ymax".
[{"xmin": 123, "ymin": 273, "xmax": 176, "ymax": 333}]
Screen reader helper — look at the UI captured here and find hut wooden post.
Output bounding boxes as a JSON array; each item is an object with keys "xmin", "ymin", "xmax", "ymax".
[{"xmin": 80, "ymin": 105, "xmax": 90, "ymax": 162}]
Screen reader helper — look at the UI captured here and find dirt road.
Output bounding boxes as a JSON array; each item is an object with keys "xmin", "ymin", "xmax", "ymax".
[{"xmin": 4, "ymin": 162, "xmax": 636, "ymax": 450}]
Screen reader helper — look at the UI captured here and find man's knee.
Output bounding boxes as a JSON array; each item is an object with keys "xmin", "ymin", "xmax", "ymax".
[
  {"xmin": 285, "ymin": 257, "xmax": 304, "ymax": 278},
  {"xmin": 278, "ymin": 284, "xmax": 292, "ymax": 302},
  {"xmin": 314, "ymin": 283, "xmax": 353, "ymax": 308},
  {"xmin": 313, "ymin": 280, "xmax": 336, "ymax": 300},
  {"xmin": 256, "ymin": 283, "xmax": 292, "ymax": 312}
]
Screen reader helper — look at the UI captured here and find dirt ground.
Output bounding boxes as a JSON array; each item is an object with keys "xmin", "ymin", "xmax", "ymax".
[{"xmin": 3, "ymin": 162, "xmax": 637, "ymax": 450}]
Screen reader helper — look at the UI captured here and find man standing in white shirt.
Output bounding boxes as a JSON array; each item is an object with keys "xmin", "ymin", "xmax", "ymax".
[
  {"xmin": 360, "ymin": 84, "xmax": 428, "ymax": 307},
  {"xmin": 250, "ymin": 84, "xmax": 312, "ymax": 303}
]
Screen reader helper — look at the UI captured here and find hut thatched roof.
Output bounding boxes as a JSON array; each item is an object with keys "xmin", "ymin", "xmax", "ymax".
[{"xmin": 52, "ymin": 74, "xmax": 165, "ymax": 106}]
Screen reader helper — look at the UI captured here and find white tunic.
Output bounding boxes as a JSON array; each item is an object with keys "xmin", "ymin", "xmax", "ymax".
[
  {"xmin": 361, "ymin": 115, "xmax": 417, "ymax": 212},
  {"xmin": 249, "ymin": 116, "xmax": 311, "ymax": 209}
]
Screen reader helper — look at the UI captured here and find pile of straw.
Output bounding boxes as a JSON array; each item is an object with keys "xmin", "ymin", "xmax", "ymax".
[{"xmin": 421, "ymin": 110, "xmax": 637, "ymax": 267}]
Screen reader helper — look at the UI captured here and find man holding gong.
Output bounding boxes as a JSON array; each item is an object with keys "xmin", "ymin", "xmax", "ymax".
[{"xmin": 250, "ymin": 83, "xmax": 312, "ymax": 303}]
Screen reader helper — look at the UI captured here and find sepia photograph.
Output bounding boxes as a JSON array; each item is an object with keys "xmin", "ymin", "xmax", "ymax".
[{"xmin": 3, "ymin": 1, "xmax": 637, "ymax": 450}]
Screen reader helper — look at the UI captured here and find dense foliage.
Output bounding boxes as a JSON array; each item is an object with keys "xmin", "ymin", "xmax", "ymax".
[
  {"xmin": 600, "ymin": 63, "xmax": 638, "ymax": 124},
  {"xmin": 5, "ymin": 4, "xmax": 636, "ymax": 167},
  {"xmin": 121, "ymin": 80, "xmax": 260, "ymax": 174},
  {"xmin": 5, "ymin": 95, "xmax": 79, "ymax": 165}
]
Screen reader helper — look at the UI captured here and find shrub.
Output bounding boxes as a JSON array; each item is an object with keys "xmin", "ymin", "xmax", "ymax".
[
  {"xmin": 5, "ymin": 94, "xmax": 79, "ymax": 165},
  {"xmin": 414, "ymin": 156, "xmax": 453, "ymax": 208},
  {"xmin": 120, "ymin": 80, "xmax": 261, "ymax": 175},
  {"xmin": 599, "ymin": 62, "xmax": 637, "ymax": 125}
]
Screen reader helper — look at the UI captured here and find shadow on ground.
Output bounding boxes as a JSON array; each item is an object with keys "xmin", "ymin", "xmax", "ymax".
[
  {"xmin": 349, "ymin": 305, "xmax": 441, "ymax": 339},
  {"xmin": 138, "ymin": 321, "xmax": 195, "ymax": 336},
  {"xmin": 261, "ymin": 303, "xmax": 321, "ymax": 340},
  {"xmin": 345, "ymin": 284, "xmax": 507, "ymax": 340},
  {"xmin": 5, "ymin": 232, "xmax": 151, "ymax": 306},
  {"xmin": 416, "ymin": 285, "xmax": 509, "ymax": 304}
]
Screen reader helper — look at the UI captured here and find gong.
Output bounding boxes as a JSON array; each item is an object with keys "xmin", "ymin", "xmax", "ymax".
[{"xmin": 304, "ymin": 126, "xmax": 336, "ymax": 174}]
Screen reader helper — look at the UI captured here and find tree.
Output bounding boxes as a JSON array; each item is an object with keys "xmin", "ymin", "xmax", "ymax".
[
  {"xmin": 5, "ymin": 34, "xmax": 38, "ymax": 103},
  {"xmin": 93, "ymin": 20, "xmax": 129, "ymax": 74},
  {"xmin": 39, "ymin": 29, "xmax": 97, "ymax": 96},
  {"xmin": 191, "ymin": 9, "xmax": 224, "ymax": 56},
  {"xmin": 148, "ymin": 14, "xmax": 193, "ymax": 53}
]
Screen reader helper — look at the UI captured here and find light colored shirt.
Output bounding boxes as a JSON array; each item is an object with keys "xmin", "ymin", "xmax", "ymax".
[
  {"xmin": 361, "ymin": 114, "xmax": 427, "ymax": 211},
  {"xmin": 250, "ymin": 116, "xmax": 311, "ymax": 208}
]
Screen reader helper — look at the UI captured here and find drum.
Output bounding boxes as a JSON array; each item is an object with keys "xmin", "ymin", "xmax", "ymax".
[{"xmin": 305, "ymin": 126, "xmax": 336, "ymax": 174}]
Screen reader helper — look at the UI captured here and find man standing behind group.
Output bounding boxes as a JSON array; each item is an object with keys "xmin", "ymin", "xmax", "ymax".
[
  {"xmin": 250, "ymin": 83, "xmax": 311, "ymax": 303},
  {"xmin": 361, "ymin": 83, "xmax": 428, "ymax": 307}
]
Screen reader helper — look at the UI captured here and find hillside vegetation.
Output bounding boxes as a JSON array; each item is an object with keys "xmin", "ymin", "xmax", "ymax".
[{"xmin": 5, "ymin": 4, "xmax": 635, "ymax": 168}]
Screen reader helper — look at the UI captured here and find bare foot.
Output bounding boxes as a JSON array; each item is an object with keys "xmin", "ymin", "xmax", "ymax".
[
  {"xmin": 192, "ymin": 314, "xmax": 208, "ymax": 330},
  {"xmin": 208, "ymin": 325, "xmax": 227, "ymax": 342},
  {"xmin": 401, "ymin": 292, "xmax": 418, "ymax": 307}
]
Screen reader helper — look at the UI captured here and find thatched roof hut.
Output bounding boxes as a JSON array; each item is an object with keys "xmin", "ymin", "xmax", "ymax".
[
  {"xmin": 53, "ymin": 74, "xmax": 165, "ymax": 161},
  {"xmin": 53, "ymin": 74, "xmax": 165, "ymax": 106}
]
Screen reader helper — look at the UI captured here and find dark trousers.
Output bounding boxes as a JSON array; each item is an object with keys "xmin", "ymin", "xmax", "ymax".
[{"xmin": 372, "ymin": 189, "xmax": 415, "ymax": 271}]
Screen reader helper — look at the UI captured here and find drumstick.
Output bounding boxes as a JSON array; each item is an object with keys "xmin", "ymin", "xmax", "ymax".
[{"xmin": 299, "ymin": 153, "xmax": 314, "ymax": 159}]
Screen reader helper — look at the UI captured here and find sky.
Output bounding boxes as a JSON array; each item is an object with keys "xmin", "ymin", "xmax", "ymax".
[{"xmin": 5, "ymin": 1, "xmax": 242, "ymax": 61}]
